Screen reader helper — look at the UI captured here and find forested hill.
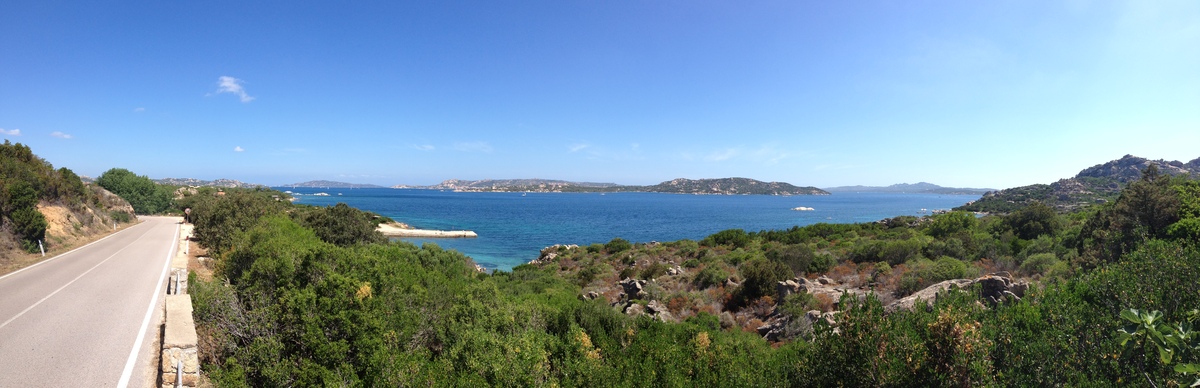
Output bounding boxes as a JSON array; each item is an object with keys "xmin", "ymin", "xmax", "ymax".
[
  {"xmin": 957, "ymin": 154, "xmax": 1200, "ymax": 213},
  {"xmin": 639, "ymin": 177, "xmax": 828, "ymax": 195}
]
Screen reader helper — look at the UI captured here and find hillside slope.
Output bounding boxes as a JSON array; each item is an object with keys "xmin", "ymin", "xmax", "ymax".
[
  {"xmin": 1, "ymin": 141, "xmax": 136, "ymax": 271},
  {"xmin": 956, "ymin": 154, "xmax": 1200, "ymax": 213}
]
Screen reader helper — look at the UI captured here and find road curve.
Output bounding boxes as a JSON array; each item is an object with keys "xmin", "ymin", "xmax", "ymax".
[{"xmin": 0, "ymin": 216, "xmax": 179, "ymax": 387}]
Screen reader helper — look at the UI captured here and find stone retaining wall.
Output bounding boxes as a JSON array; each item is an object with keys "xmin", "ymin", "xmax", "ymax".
[{"xmin": 161, "ymin": 223, "xmax": 199, "ymax": 388}]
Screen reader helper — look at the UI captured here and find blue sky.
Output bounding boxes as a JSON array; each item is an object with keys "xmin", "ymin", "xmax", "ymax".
[{"xmin": 2, "ymin": 1, "xmax": 1198, "ymax": 188}]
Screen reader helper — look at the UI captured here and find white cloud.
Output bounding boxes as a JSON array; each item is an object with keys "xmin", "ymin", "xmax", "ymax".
[
  {"xmin": 234, "ymin": 146, "xmax": 245, "ymax": 152},
  {"xmin": 50, "ymin": 131, "xmax": 73, "ymax": 139},
  {"xmin": 411, "ymin": 144, "xmax": 435, "ymax": 151},
  {"xmin": 0, "ymin": 128, "xmax": 19, "ymax": 136},
  {"xmin": 568, "ymin": 143, "xmax": 590, "ymax": 152},
  {"xmin": 453, "ymin": 141, "xmax": 493, "ymax": 153},
  {"xmin": 214, "ymin": 76, "xmax": 255, "ymax": 103},
  {"xmin": 133, "ymin": 107, "xmax": 145, "ymax": 113}
]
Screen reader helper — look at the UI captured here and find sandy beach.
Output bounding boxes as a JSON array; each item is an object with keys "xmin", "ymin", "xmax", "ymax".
[{"xmin": 376, "ymin": 222, "xmax": 477, "ymax": 238}]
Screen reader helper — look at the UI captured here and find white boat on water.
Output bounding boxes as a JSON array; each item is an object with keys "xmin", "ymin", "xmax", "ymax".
[
  {"xmin": 314, "ymin": 192, "xmax": 330, "ymax": 196},
  {"xmin": 792, "ymin": 206, "xmax": 815, "ymax": 211}
]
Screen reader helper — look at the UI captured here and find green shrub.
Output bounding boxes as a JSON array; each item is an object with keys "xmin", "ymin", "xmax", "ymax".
[
  {"xmin": 605, "ymin": 237, "xmax": 633, "ymax": 253},
  {"xmin": 586, "ymin": 243, "xmax": 603, "ymax": 253},
  {"xmin": 807, "ymin": 253, "xmax": 835, "ymax": 274},
  {"xmin": 640, "ymin": 262, "xmax": 668, "ymax": 280},
  {"xmin": 1020, "ymin": 253, "xmax": 1058, "ymax": 275},
  {"xmin": 737, "ymin": 258, "xmax": 792, "ymax": 302},
  {"xmin": 96, "ymin": 168, "xmax": 174, "ymax": 214},
  {"xmin": 619, "ymin": 267, "xmax": 638, "ymax": 280},
  {"xmin": 897, "ymin": 257, "xmax": 967, "ymax": 296},
  {"xmin": 294, "ymin": 203, "xmax": 385, "ymax": 246},
  {"xmin": 109, "ymin": 210, "xmax": 133, "ymax": 223},
  {"xmin": 767, "ymin": 244, "xmax": 814, "ymax": 274},
  {"xmin": 693, "ymin": 266, "xmax": 727, "ymax": 289},
  {"xmin": 702, "ymin": 229, "xmax": 752, "ymax": 249},
  {"xmin": 11, "ymin": 208, "xmax": 47, "ymax": 252},
  {"xmin": 925, "ymin": 211, "xmax": 977, "ymax": 238}
]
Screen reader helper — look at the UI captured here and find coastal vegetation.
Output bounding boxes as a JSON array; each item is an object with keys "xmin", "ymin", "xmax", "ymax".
[
  {"xmin": 0, "ymin": 141, "xmax": 135, "ymax": 266},
  {"xmin": 97, "ymin": 168, "xmax": 175, "ymax": 214},
  {"xmin": 182, "ymin": 158, "xmax": 1200, "ymax": 386}
]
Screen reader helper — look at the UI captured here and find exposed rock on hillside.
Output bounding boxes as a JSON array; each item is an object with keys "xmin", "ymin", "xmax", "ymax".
[
  {"xmin": 957, "ymin": 154, "xmax": 1199, "ymax": 213},
  {"xmin": 885, "ymin": 273, "xmax": 1028, "ymax": 312}
]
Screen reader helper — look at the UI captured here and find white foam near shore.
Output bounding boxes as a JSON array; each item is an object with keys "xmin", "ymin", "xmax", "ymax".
[{"xmin": 377, "ymin": 222, "xmax": 477, "ymax": 238}]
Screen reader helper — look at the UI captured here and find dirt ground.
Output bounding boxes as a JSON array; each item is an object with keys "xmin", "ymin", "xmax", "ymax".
[{"xmin": 0, "ymin": 204, "xmax": 137, "ymax": 277}]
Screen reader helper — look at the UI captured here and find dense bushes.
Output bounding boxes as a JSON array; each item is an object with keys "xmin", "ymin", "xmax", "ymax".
[
  {"xmin": 293, "ymin": 203, "xmax": 386, "ymax": 246},
  {"xmin": 6, "ymin": 182, "xmax": 47, "ymax": 252},
  {"xmin": 1, "ymin": 141, "xmax": 108, "ymax": 253},
  {"xmin": 96, "ymin": 168, "xmax": 174, "ymax": 214},
  {"xmin": 188, "ymin": 164, "xmax": 1200, "ymax": 386},
  {"xmin": 189, "ymin": 189, "xmax": 289, "ymax": 252}
]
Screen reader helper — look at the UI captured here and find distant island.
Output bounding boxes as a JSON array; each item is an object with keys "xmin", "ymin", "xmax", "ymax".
[
  {"xmin": 153, "ymin": 177, "xmax": 264, "ymax": 188},
  {"xmin": 955, "ymin": 154, "xmax": 1200, "ymax": 213},
  {"xmin": 397, "ymin": 177, "xmax": 829, "ymax": 196},
  {"xmin": 823, "ymin": 182, "xmax": 993, "ymax": 195},
  {"xmin": 281, "ymin": 180, "xmax": 387, "ymax": 189},
  {"xmin": 405, "ymin": 178, "xmax": 619, "ymax": 192}
]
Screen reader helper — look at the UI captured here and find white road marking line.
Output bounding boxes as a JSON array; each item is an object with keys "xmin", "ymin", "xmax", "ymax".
[
  {"xmin": 0, "ymin": 221, "xmax": 147, "ymax": 282},
  {"xmin": 117, "ymin": 220, "xmax": 180, "ymax": 388},
  {"xmin": 0, "ymin": 226, "xmax": 155, "ymax": 330}
]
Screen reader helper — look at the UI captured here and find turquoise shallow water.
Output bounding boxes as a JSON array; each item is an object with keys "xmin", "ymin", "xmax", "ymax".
[{"xmin": 284, "ymin": 188, "xmax": 979, "ymax": 271}]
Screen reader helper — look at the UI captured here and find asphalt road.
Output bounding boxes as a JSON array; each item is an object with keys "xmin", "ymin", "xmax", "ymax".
[{"xmin": 0, "ymin": 216, "xmax": 179, "ymax": 387}]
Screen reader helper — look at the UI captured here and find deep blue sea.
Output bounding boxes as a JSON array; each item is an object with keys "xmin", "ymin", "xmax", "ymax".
[{"xmin": 283, "ymin": 188, "xmax": 979, "ymax": 271}]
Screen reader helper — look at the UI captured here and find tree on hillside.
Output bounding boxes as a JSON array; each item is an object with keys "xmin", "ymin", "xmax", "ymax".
[
  {"xmin": 6, "ymin": 182, "xmax": 47, "ymax": 252},
  {"xmin": 96, "ymin": 168, "xmax": 173, "ymax": 214},
  {"xmin": 296, "ymin": 203, "xmax": 385, "ymax": 246},
  {"xmin": 1004, "ymin": 202, "xmax": 1062, "ymax": 240},
  {"xmin": 1077, "ymin": 166, "xmax": 1182, "ymax": 268}
]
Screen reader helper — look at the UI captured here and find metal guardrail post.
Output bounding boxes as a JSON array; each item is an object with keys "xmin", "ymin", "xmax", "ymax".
[{"xmin": 176, "ymin": 359, "xmax": 183, "ymax": 387}]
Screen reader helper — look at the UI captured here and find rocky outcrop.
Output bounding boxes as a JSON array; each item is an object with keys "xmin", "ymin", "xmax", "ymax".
[
  {"xmin": 619, "ymin": 278, "xmax": 647, "ymax": 300},
  {"xmin": 975, "ymin": 273, "xmax": 1028, "ymax": 305},
  {"xmin": 645, "ymin": 300, "xmax": 675, "ymax": 322},
  {"xmin": 886, "ymin": 279, "xmax": 974, "ymax": 312},
  {"xmin": 1075, "ymin": 155, "xmax": 1196, "ymax": 182},
  {"xmin": 528, "ymin": 244, "xmax": 579, "ymax": 265},
  {"xmin": 776, "ymin": 280, "xmax": 804, "ymax": 301},
  {"xmin": 958, "ymin": 154, "xmax": 1200, "ymax": 213},
  {"xmin": 618, "ymin": 300, "xmax": 676, "ymax": 322},
  {"xmin": 666, "ymin": 265, "xmax": 683, "ymax": 276},
  {"xmin": 775, "ymin": 277, "xmax": 870, "ymax": 308},
  {"xmin": 886, "ymin": 273, "xmax": 1029, "ymax": 312}
]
